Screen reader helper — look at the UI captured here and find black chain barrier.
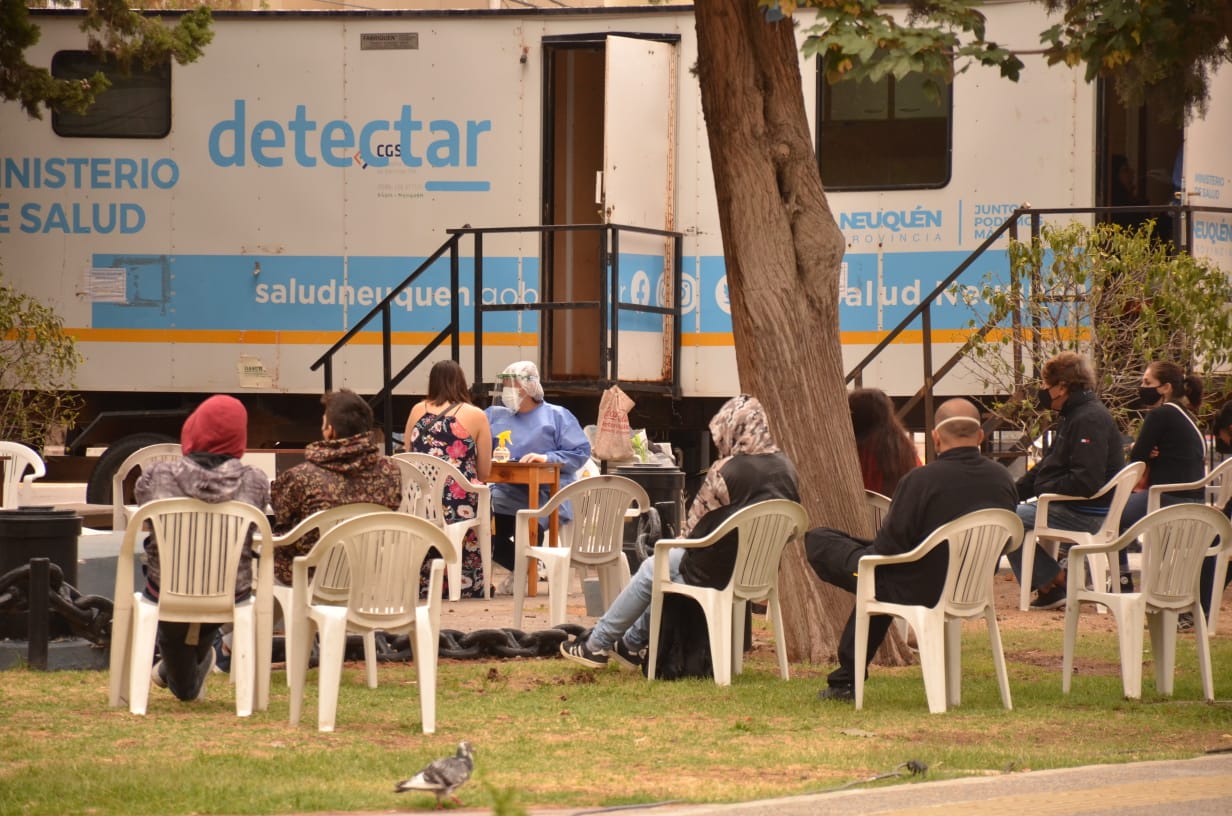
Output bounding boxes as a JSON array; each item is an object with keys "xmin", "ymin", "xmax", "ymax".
[
  {"xmin": 0, "ymin": 560, "xmax": 581, "ymax": 664},
  {"xmin": 328, "ymin": 623, "xmax": 589, "ymax": 663},
  {"xmin": 0, "ymin": 563, "xmax": 114, "ymax": 646}
]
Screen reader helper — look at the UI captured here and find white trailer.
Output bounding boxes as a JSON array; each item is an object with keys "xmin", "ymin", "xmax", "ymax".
[{"xmin": 2, "ymin": 4, "xmax": 1230, "ymax": 438}]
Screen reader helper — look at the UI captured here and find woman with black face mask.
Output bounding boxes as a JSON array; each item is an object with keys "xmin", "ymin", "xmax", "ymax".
[
  {"xmin": 1195, "ymin": 401, "xmax": 1232, "ymax": 627},
  {"xmin": 1116, "ymin": 361, "xmax": 1207, "ymax": 592}
]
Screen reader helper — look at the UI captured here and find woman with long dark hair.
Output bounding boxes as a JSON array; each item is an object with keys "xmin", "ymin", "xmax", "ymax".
[
  {"xmin": 848, "ymin": 388, "xmax": 920, "ymax": 496},
  {"xmin": 405, "ymin": 359, "xmax": 493, "ymax": 597}
]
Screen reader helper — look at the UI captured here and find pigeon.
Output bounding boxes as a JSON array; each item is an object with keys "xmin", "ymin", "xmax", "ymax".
[{"xmin": 395, "ymin": 740, "xmax": 474, "ymax": 809}]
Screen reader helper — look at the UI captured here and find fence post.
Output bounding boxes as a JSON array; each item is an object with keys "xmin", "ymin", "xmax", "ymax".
[
  {"xmin": 921, "ymin": 305, "xmax": 936, "ymax": 462},
  {"xmin": 27, "ymin": 558, "xmax": 50, "ymax": 671}
]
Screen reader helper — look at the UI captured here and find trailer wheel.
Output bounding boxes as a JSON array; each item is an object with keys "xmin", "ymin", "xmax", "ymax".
[{"xmin": 85, "ymin": 432, "xmax": 179, "ymax": 505}]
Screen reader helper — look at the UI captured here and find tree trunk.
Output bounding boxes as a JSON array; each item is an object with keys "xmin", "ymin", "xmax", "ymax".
[{"xmin": 693, "ymin": 0, "xmax": 913, "ymax": 666}]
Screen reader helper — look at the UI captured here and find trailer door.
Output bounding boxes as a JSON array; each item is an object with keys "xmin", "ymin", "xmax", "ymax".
[
  {"xmin": 602, "ymin": 35, "xmax": 677, "ymax": 383},
  {"xmin": 1183, "ymin": 64, "xmax": 1232, "ymax": 274}
]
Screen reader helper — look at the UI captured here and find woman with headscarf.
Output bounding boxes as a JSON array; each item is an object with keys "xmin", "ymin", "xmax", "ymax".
[
  {"xmin": 134, "ymin": 395, "xmax": 271, "ymax": 702},
  {"xmin": 561, "ymin": 394, "xmax": 799, "ymax": 671},
  {"xmin": 484, "ymin": 360, "xmax": 591, "ymax": 589}
]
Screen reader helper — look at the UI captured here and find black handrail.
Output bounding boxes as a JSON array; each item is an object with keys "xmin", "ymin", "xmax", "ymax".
[
  {"xmin": 449, "ymin": 223, "xmax": 683, "ymax": 400},
  {"xmin": 311, "ymin": 222, "xmax": 683, "ymax": 452},
  {"xmin": 846, "ymin": 203, "xmax": 1232, "ymax": 458},
  {"xmin": 309, "ymin": 233, "xmax": 462, "ymax": 390}
]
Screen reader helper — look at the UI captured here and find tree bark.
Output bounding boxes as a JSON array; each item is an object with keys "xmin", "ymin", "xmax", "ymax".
[{"xmin": 693, "ymin": 0, "xmax": 913, "ymax": 666}]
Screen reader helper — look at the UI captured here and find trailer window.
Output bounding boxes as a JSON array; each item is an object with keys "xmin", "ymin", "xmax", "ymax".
[
  {"xmin": 816, "ymin": 62, "xmax": 951, "ymax": 190},
  {"xmin": 51, "ymin": 51, "xmax": 171, "ymax": 139}
]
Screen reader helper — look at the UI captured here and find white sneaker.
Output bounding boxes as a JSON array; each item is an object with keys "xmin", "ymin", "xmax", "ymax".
[{"xmin": 495, "ymin": 574, "xmax": 515, "ymax": 596}]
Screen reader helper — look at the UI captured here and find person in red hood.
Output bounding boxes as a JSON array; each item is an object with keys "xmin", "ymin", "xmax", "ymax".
[{"xmin": 134, "ymin": 395, "xmax": 271, "ymax": 701}]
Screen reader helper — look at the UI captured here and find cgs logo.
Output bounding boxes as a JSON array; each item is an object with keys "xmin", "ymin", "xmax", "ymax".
[{"xmin": 353, "ymin": 144, "xmax": 401, "ymax": 169}]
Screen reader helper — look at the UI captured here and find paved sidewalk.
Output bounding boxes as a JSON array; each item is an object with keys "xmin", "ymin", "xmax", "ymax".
[
  {"xmin": 594, "ymin": 753, "xmax": 1232, "ymax": 816},
  {"xmin": 292, "ymin": 754, "xmax": 1232, "ymax": 816}
]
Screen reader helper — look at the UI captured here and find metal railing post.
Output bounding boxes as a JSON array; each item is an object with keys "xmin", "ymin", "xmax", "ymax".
[
  {"xmin": 1029, "ymin": 212, "xmax": 1043, "ymax": 378},
  {"xmin": 673, "ymin": 232, "xmax": 684, "ymax": 397},
  {"xmin": 606, "ymin": 226, "xmax": 618, "ymax": 381},
  {"xmin": 921, "ymin": 306, "xmax": 936, "ymax": 461},
  {"xmin": 382, "ymin": 304, "xmax": 394, "ymax": 454},
  {"xmin": 451, "ymin": 238, "xmax": 461, "ymax": 361},
  {"xmin": 471, "ymin": 234, "xmax": 484, "ymax": 400}
]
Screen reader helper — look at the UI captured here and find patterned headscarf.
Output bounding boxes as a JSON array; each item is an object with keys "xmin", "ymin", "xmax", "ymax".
[
  {"xmin": 683, "ymin": 395, "xmax": 779, "ymax": 535},
  {"xmin": 499, "ymin": 360, "xmax": 545, "ymax": 403},
  {"xmin": 709, "ymin": 394, "xmax": 780, "ymax": 459}
]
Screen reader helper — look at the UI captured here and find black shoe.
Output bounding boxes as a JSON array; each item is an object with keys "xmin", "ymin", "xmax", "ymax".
[
  {"xmin": 1030, "ymin": 583, "xmax": 1067, "ymax": 610},
  {"xmin": 611, "ymin": 639, "xmax": 647, "ymax": 671},
  {"xmin": 817, "ymin": 685, "xmax": 855, "ymax": 702},
  {"xmin": 560, "ymin": 639, "xmax": 609, "ymax": 668}
]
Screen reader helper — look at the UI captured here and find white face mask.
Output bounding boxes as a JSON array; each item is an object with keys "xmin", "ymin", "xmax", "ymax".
[{"xmin": 501, "ymin": 387, "xmax": 522, "ymax": 411}]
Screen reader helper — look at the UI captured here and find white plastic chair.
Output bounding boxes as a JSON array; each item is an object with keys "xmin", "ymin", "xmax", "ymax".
[
  {"xmin": 287, "ymin": 511, "xmax": 454, "ymax": 733},
  {"xmin": 110, "ymin": 443, "xmax": 183, "ymax": 531},
  {"xmin": 258, "ymin": 502, "xmax": 390, "ymax": 685},
  {"xmin": 1063, "ymin": 503, "xmax": 1232, "ymax": 701},
  {"xmin": 854, "ymin": 508, "xmax": 1024, "ymax": 713},
  {"xmin": 647, "ymin": 499, "xmax": 809, "ymax": 686},
  {"xmin": 512, "ymin": 475, "xmax": 650, "ymax": 628},
  {"xmin": 866, "ymin": 489, "xmax": 911, "ymax": 642},
  {"xmin": 0, "ymin": 441, "xmax": 46, "ymax": 508},
  {"xmin": 392, "ymin": 452, "xmax": 492, "ymax": 600},
  {"xmin": 1147, "ymin": 457, "xmax": 1232, "ymax": 634},
  {"xmin": 108, "ymin": 497, "xmax": 274, "ymax": 717},
  {"xmin": 865, "ymin": 489, "xmax": 891, "ymax": 533},
  {"xmin": 1018, "ymin": 461, "xmax": 1146, "ymax": 612}
]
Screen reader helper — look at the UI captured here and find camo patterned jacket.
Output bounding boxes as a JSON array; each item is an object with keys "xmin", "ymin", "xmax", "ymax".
[{"xmin": 270, "ymin": 433, "xmax": 402, "ymax": 585}]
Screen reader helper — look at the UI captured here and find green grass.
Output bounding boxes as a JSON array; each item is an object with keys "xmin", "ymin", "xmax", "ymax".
[{"xmin": 2, "ymin": 625, "xmax": 1231, "ymax": 815}]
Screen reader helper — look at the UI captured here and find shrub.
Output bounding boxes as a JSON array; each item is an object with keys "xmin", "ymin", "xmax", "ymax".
[
  {"xmin": 0, "ymin": 272, "xmax": 82, "ymax": 447},
  {"xmin": 961, "ymin": 220, "xmax": 1232, "ymax": 442}
]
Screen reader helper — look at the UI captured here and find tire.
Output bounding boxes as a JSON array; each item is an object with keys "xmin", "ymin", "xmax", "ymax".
[{"xmin": 85, "ymin": 432, "xmax": 178, "ymax": 505}]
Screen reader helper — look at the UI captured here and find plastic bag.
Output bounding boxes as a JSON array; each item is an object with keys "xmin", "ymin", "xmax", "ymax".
[{"xmin": 593, "ymin": 385, "xmax": 635, "ymax": 461}]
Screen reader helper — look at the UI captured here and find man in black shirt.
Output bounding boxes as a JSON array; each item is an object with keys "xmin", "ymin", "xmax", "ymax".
[{"xmin": 806, "ymin": 398, "xmax": 1018, "ymax": 701}]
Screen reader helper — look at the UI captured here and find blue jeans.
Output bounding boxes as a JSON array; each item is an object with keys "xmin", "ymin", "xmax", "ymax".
[
  {"xmin": 156, "ymin": 621, "xmax": 221, "ymax": 701},
  {"xmin": 1007, "ymin": 501, "xmax": 1105, "ymax": 591},
  {"xmin": 586, "ymin": 548, "xmax": 685, "ymax": 652}
]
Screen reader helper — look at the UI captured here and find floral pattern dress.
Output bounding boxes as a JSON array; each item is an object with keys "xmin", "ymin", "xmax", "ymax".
[{"xmin": 409, "ymin": 404, "xmax": 485, "ymax": 598}]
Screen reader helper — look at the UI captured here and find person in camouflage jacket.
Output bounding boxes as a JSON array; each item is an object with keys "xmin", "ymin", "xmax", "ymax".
[{"xmin": 271, "ymin": 389, "xmax": 402, "ymax": 585}]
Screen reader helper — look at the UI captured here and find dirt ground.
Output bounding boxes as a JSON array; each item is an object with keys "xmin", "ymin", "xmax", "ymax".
[{"xmin": 435, "ymin": 567, "xmax": 1226, "ymax": 680}]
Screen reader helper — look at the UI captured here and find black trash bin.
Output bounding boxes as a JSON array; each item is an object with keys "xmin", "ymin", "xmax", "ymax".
[
  {"xmin": 0, "ymin": 507, "xmax": 83, "ymax": 639},
  {"xmin": 611, "ymin": 464, "xmax": 685, "ymax": 571}
]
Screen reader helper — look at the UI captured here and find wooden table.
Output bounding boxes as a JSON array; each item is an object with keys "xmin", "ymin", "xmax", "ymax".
[{"xmin": 488, "ymin": 461, "xmax": 562, "ymax": 597}]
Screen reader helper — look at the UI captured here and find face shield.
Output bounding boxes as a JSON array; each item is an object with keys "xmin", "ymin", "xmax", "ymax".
[{"xmin": 498, "ymin": 361, "xmax": 544, "ymax": 405}]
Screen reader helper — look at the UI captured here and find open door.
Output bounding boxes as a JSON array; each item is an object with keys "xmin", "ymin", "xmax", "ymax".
[
  {"xmin": 1182, "ymin": 63, "xmax": 1232, "ymax": 275},
  {"xmin": 602, "ymin": 36, "xmax": 677, "ymax": 383},
  {"xmin": 542, "ymin": 34, "xmax": 677, "ymax": 386},
  {"xmin": 1095, "ymin": 79, "xmax": 1183, "ymax": 244}
]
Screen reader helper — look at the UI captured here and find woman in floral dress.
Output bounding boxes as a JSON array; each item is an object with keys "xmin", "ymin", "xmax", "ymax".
[{"xmin": 405, "ymin": 360, "xmax": 492, "ymax": 598}]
